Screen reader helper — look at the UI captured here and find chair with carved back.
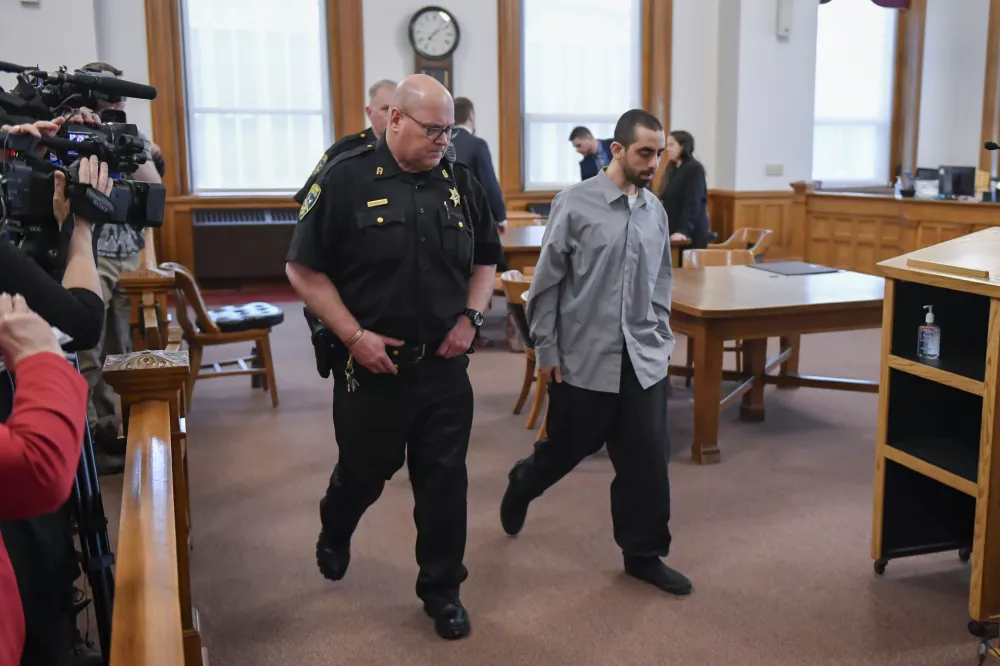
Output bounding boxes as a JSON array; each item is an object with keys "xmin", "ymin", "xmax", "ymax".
[
  {"xmin": 161, "ymin": 262, "xmax": 283, "ymax": 408},
  {"xmin": 681, "ymin": 249, "xmax": 755, "ymax": 385},
  {"xmin": 708, "ymin": 227, "xmax": 774, "ymax": 260}
]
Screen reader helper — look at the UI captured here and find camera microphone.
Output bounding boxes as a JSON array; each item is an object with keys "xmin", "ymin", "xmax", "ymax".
[
  {"xmin": 986, "ymin": 141, "xmax": 1000, "ymax": 151},
  {"xmin": 36, "ymin": 70, "xmax": 157, "ymax": 101}
]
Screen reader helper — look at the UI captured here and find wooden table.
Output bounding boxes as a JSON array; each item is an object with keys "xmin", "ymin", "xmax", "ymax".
[
  {"xmin": 506, "ymin": 210, "xmax": 544, "ymax": 227},
  {"xmin": 668, "ymin": 264, "xmax": 885, "ymax": 464},
  {"xmin": 501, "ymin": 225, "xmax": 547, "ymax": 273},
  {"xmin": 501, "ymin": 226, "xmax": 690, "ymax": 274}
]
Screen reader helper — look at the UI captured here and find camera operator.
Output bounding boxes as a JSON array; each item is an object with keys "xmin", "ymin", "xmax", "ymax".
[
  {"xmin": 0, "ymin": 295, "xmax": 89, "ymax": 666},
  {"xmin": 0, "ymin": 121, "xmax": 113, "ymax": 666},
  {"xmin": 0, "ymin": 120, "xmax": 105, "ymax": 350},
  {"xmin": 75, "ymin": 62, "xmax": 162, "ymax": 472}
]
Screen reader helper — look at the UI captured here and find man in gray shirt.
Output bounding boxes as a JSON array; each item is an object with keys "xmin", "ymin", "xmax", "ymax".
[{"xmin": 499, "ymin": 109, "xmax": 690, "ymax": 596}]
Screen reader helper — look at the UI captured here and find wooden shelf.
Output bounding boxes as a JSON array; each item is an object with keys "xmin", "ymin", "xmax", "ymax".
[
  {"xmin": 883, "ymin": 440, "xmax": 978, "ymax": 496},
  {"xmin": 873, "ymin": 229, "xmax": 1000, "ymax": 623},
  {"xmin": 887, "ymin": 354, "xmax": 985, "ymax": 396}
]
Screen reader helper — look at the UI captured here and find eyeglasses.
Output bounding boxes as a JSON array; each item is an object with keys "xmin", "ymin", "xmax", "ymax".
[{"xmin": 401, "ymin": 111, "xmax": 456, "ymax": 142}]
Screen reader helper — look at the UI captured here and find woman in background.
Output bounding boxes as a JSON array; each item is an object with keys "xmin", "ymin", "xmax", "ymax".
[{"xmin": 658, "ymin": 130, "xmax": 709, "ymax": 249}]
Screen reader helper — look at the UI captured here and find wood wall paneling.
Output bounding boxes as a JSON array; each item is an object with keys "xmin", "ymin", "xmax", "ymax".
[
  {"xmin": 981, "ymin": 0, "xmax": 1000, "ymax": 177},
  {"xmin": 789, "ymin": 188, "xmax": 1000, "ymax": 275},
  {"xmin": 143, "ymin": 0, "xmax": 365, "ymax": 271},
  {"xmin": 888, "ymin": 0, "xmax": 926, "ymax": 181},
  {"xmin": 498, "ymin": 0, "xmax": 672, "ymax": 210},
  {"xmin": 706, "ymin": 190, "xmax": 798, "ymax": 259}
]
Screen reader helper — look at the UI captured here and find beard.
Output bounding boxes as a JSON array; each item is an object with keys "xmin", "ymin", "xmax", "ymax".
[{"xmin": 623, "ymin": 163, "xmax": 655, "ymax": 189}]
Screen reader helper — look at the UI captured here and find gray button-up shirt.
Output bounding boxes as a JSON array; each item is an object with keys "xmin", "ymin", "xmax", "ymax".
[{"xmin": 526, "ymin": 169, "xmax": 674, "ymax": 394}]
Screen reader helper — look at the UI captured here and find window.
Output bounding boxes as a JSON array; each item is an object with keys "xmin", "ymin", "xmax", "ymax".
[
  {"xmin": 812, "ymin": 0, "xmax": 898, "ymax": 186},
  {"xmin": 180, "ymin": 0, "xmax": 333, "ymax": 194},
  {"xmin": 522, "ymin": 0, "xmax": 642, "ymax": 190}
]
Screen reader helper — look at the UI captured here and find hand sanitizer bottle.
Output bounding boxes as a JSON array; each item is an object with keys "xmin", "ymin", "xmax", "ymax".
[{"xmin": 917, "ymin": 305, "xmax": 941, "ymax": 360}]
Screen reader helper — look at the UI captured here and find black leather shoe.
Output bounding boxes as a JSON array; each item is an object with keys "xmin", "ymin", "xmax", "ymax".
[
  {"xmin": 423, "ymin": 600, "xmax": 471, "ymax": 640},
  {"xmin": 624, "ymin": 555, "xmax": 692, "ymax": 596},
  {"xmin": 500, "ymin": 463, "xmax": 532, "ymax": 536},
  {"xmin": 316, "ymin": 532, "xmax": 350, "ymax": 581}
]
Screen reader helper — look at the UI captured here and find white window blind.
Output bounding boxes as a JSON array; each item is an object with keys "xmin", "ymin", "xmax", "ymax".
[
  {"xmin": 522, "ymin": 0, "xmax": 642, "ymax": 191},
  {"xmin": 180, "ymin": 0, "xmax": 332, "ymax": 194},
  {"xmin": 812, "ymin": 0, "xmax": 898, "ymax": 187}
]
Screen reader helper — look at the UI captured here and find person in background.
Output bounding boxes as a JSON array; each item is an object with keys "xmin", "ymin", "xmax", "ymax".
[
  {"xmin": 451, "ymin": 97, "xmax": 506, "ymax": 232},
  {"xmin": 451, "ymin": 96, "xmax": 507, "ymax": 349},
  {"xmin": 295, "ymin": 79, "xmax": 397, "ymax": 205},
  {"xmin": 500, "ymin": 109, "xmax": 692, "ymax": 598},
  {"xmin": 658, "ymin": 130, "xmax": 709, "ymax": 249},
  {"xmin": 75, "ymin": 61, "xmax": 163, "ymax": 475},
  {"xmin": 0, "ymin": 294, "xmax": 90, "ymax": 666},
  {"xmin": 569, "ymin": 126, "xmax": 613, "ymax": 181}
]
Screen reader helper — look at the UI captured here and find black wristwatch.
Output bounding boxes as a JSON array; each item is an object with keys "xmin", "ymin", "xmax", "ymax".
[{"xmin": 463, "ymin": 308, "xmax": 484, "ymax": 328}]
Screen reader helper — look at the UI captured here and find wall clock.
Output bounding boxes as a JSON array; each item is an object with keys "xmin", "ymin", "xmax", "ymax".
[{"xmin": 408, "ymin": 6, "xmax": 460, "ymax": 92}]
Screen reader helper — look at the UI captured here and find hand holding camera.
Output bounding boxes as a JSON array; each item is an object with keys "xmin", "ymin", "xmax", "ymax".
[
  {"xmin": 0, "ymin": 293, "xmax": 64, "ymax": 370},
  {"xmin": 0, "ymin": 117, "xmax": 64, "ymax": 158},
  {"xmin": 52, "ymin": 154, "xmax": 114, "ymax": 229}
]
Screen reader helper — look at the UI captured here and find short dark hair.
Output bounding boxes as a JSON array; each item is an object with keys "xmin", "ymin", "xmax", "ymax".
[
  {"xmin": 613, "ymin": 109, "xmax": 663, "ymax": 147},
  {"xmin": 568, "ymin": 126, "xmax": 593, "ymax": 142},
  {"xmin": 81, "ymin": 61, "xmax": 122, "ymax": 77},
  {"xmin": 455, "ymin": 97, "xmax": 474, "ymax": 125}
]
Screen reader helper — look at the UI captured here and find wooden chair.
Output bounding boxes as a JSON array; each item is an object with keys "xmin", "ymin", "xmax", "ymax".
[
  {"xmin": 161, "ymin": 262, "xmax": 282, "ymax": 408},
  {"xmin": 709, "ymin": 228, "xmax": 774, "ymax": 260},
  {"xmin": 681, "ymin": 249, "xmax": 755, "ymax": 384},
  {"xmin": 501, "ymin": 270, "xmax": 548, "ymax": 431}
]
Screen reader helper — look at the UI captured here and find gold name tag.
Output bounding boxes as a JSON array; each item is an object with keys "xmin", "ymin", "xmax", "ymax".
[{"xmin": 367, "ymin": 198, "xmax": 389, "ymax": 208}]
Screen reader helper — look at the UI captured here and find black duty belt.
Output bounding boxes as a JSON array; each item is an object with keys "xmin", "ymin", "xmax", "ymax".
[
  {"xmin": 386, "ymin": 339, "xmax": 474, "ymax": 364},
  {"xmin": 388, "ymin": 342, "xmax": 433, "ymax": 364}
]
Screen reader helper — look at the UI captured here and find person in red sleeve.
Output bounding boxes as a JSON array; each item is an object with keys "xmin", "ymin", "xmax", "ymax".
[{"xmin": 0, "ymin": 293, "xmax": 89, "ymax": 666}]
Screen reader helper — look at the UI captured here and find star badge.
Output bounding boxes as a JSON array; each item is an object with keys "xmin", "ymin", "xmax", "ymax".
[{"xmin": 449, "ymin": 187, "xmax": 461, "ymax": 207}]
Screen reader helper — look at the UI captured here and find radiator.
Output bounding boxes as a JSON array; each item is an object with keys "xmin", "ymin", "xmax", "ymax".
[{"xmin": 192, "ymin": 209, "xmax": 298, "ymax": 281}]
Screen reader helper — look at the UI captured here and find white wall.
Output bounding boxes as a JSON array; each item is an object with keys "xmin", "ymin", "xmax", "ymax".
[
  {"xmin": 713, "ymin": 0, "xmax": 740, "ymax": 189},
  {"xmin": 916, "ymin": 0, "xmax": 990, "ymax": 170},
  {"xmin": 672, "ymin": 0, "xmax": 721, "ymax": 187},
  {"xmin": 733, "ymin": 0, "xmax": 818, "ymax": 190},
  {"xmin": 362, "ymin": 0, "xmax": 500, "ymax": 173},
  {"xmin": 5, "ymin": 0, "xmax": 988, "ymax": 192},
  {"xmin": 93, "ymin": 0, "xmax": 154, "ymax": 138},
  {"xmin": 679, "ymin": 0, "xmax": 817, "ymax": 191},
  {"xmin": 0, "ymin": 0, "xmax": 99, "ymax": 92},
  {"xmin": 0, "ymin": 0, "xmax": 153, "ymax": 137}
]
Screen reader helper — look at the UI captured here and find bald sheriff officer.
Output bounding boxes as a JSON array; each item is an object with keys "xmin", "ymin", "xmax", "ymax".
[{"xmin": 285, "ymin": 74, "xmax": 504, "ymax": 640}]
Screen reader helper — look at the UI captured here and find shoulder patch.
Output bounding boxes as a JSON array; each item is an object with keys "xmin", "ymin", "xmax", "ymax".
[
  {"xmin": 310, "ymin": 153, "xmax": 328, "ymax": 176},
  {"xmin": 299, "ymin": 183, "xmax": 322, "ymax": 221},
  {"xmin": 310, "ymin": 143, "xmax": 377, "ymax": 185},
  {"xmin": 329, "ymin": 142, "xmax": 376, "ymax": 169}
]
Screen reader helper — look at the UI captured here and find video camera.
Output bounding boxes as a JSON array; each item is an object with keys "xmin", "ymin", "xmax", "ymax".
[{"xmin": 0, "ymin": 60, "xmax": 165, "ymax": 274}]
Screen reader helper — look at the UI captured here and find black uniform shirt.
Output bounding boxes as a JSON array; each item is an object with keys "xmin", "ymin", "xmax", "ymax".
[
  {"xmin": 293, "ymin": 127, "xmax": 377, "ymax": 204},
  {"xmin": 286, "ymin": 139, "xmax": 505, "ymax": 345}
]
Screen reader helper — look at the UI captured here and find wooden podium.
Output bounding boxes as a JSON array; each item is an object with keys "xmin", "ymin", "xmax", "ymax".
[{"xmin": 872, "ymin": 227, "xmax": 1000, "ymax": 629}]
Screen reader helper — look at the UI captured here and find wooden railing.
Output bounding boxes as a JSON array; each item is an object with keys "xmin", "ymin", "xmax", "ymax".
[
  {"xmin": 108, "ymin": 399, "xmax": 183, "ymax": 666},
  {"xmin": 121, "ymin": 228, "xmax": 175, "ymax": 351},
  {"xmin": 103, "ymin": 349, "xmax": 206, "ymax": 666}
]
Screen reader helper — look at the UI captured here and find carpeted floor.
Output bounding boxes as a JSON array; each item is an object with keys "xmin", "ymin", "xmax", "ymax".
[{"xmin": 97, "ymin": 297, "xmax": 984, "ymax": 665}]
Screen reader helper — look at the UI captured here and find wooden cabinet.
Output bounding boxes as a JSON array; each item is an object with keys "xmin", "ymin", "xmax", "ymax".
[{"xmin": 872, "ymin": 227, "xmax": 1000, "ymax": 625}]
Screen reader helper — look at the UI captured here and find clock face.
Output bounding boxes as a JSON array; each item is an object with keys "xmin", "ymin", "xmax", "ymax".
[{"xmin": 409, "ymin": 7, "xmax": 460, "ymax": 59}]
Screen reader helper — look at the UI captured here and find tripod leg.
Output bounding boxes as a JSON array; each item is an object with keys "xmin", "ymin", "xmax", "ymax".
[{"xmin": 69, "ymin": 355, "xmax": 116, "ymax": 664}]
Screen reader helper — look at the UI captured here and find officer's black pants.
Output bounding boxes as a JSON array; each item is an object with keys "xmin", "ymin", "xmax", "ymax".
[
  {"xmin": 514, "ymin": 350, "xmax": 672, "ymax": 557},
  {"xmin": 322, "ymin": 353, "xmax": 473, "ymax": 604}
]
